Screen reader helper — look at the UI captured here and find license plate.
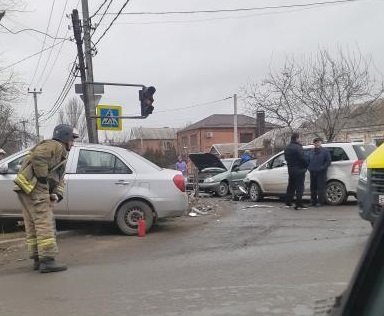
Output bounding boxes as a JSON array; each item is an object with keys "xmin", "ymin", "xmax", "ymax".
[{"xmin": 379, "ymin": 195, "xmax": 384, "ymax": 206}]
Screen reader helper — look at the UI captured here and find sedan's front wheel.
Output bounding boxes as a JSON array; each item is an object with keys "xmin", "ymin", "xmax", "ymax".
[
  {"xmin": 216, "ymin": 181, "xmax": 229, "ymax": 197},
  {"xmin": 116, "ymin": 200, "xmax": 154, "ymax": 235},
  {"xmin": 249, "ymin": 182, "xmax": 262, "ymax": 202}
]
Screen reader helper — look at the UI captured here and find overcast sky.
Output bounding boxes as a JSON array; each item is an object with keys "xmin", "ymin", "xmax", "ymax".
[{"xmin": 1, "ymin": 0, "xmax": 384, "ymax": 140}]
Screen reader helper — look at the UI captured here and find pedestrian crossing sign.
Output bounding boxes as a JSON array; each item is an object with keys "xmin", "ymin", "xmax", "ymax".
[{"xmin": 96, "ymin": 105, "xmax": 122, "ymax": 131}]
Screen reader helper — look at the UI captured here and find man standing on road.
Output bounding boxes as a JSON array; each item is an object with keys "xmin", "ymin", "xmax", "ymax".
[
  {"xmin": 14, "ymin": 124, "xmax": 78, "ymax": 273},
  {"xmin": 284, "ymin": 132, "xmax": 308, "ymax": 210},
  {"xmin": 308, "ymin": 138, "xmax": 331, "ymax": 207}
]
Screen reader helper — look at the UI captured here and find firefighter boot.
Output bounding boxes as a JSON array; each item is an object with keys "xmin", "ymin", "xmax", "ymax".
[
  {"xmin": 32, "ymin": 256, "xmax": 40, "ymax": 271},
  {"xmin": 39, "ymin": 257, "xmax": 67, "ymax": 273}
]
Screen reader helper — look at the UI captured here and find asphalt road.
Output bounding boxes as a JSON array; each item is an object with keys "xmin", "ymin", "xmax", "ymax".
[{"xmin": 0, "ymin": 198, "xmax": 371, "ymax": 316}]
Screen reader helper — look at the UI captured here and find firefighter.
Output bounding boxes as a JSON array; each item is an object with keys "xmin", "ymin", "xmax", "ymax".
[{"xmin": 14, "ymin": 124, "xmax": 79, "ymax": 273}]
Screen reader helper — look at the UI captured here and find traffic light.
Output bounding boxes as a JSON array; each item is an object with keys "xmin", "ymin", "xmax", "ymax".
[{"xmin": 139, "ymin": 86, "xmax": 156, "ymax": 117}]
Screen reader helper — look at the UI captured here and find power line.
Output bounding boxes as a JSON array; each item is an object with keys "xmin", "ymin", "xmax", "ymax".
[
  {"xmin": 37, "ymin": 0, "xmax": 70, "ymax": 87},
  {"xmin": 89, "ymin": 0, "xmax": 109, "ymax": 19},
  {"xmin": 100, "ymin": 0, "xmax": 366, "ymax": 16},
  {"xmin": 93, "ymin": 0, "xmax": 130, "ymax": 47},
  {"xmin": 41, "ymin": 58, "xmax": 78, "ymax": 122},
  {"xmin": 0, "ymin": 39, "xmax": 68, "ymax": 72},
  {"xmin": 91, "ymin": 0, "xmax": 114, "ymax": 37},
  {"xmin": 155, "ymin": 97, "xmax": 233, "ymax": 114},
  {"xmin": 29, "ymin": 0, "xmax": 57, "ymax": 87},
  {"xmin": 0, "ymin": 23, "xmax": 68, "ymax": 40}
]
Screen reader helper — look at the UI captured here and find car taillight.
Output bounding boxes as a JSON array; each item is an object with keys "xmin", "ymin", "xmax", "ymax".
[
  {"xmin": 173, "ymin": 174, "xmax": 185, "ymax": 192},
  {"xmin": 352, "ymin": 160, "xmax": 363, "ymax": 175}
]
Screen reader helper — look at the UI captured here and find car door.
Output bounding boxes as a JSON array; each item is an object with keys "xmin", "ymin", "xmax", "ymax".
[
  {"xmin": 260, "ymin": 153, "xmax": 289, "ymax": 193},
  {"xmin": 66, "ymin": 148, "xmax": 136, "ymax": 220},
  {"xmin": 0, "ymin": 153, "xmax": 69, "ymax": 217},
  {"xmin": 0, "ymin": 154, "xmax": 27, "ymax": 216}
]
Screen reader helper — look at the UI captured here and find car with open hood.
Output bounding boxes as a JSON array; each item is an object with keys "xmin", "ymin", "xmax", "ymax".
[{"xmin": 187, "ymin": 153, "xmax": 258, "ymax": 197}]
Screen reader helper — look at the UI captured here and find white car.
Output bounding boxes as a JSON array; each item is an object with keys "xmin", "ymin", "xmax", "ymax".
[
  {"xmin": 0, "ymin": 143, "xmax": 188, "ymax": 235},
  {"xmin": 244, "ymin": 142, "xmax": 376, "ymax": 205}
]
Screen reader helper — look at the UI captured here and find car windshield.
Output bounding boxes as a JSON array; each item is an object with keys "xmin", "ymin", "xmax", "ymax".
[
  {"xmin": 353, "ymin": 144, "xmax": 377, "ymax": 160},
  {"xmin": 221, "ymin": 159, "xmax": 233, "ymax": 170}
]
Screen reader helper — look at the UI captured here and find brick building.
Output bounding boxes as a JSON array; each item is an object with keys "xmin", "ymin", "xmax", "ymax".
[
  {"xmin": 126, "ymin": 127, "xmax": 179, "ymax": 155},
  {"xmin": 177, "ymin": 113, "xmax": 275, "ymax": 155}
]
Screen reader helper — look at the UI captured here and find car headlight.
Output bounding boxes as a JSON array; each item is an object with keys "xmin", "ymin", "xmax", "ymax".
[
  {"xmin": 204, "ymin": 177, "xmax": 215, "ymax": 183},
  {"xmin": 359, "ymin": 160, "xmax": 368, "ymax": 182}
]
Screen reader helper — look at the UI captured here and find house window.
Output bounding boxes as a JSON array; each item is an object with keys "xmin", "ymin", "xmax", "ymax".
[
  {"xmin": 181, "ymin": 136, "xmax": 188, "ymax": 147},
  {"xmin": 190, "ymin": 134, "xmax": 198, "ymax": 147},
  {"xmin": 163, "ymin": 141, "xmax": 172, "ymax": 150},
  {"xmin": 240, "ymin": 133, "xmax": 253, "ymax": 143}
]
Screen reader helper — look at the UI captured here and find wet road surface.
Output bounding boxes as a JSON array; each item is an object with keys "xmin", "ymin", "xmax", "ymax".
[{"xmin": 0, "ymin": 199, "xmax": 371, "ymax": 315}]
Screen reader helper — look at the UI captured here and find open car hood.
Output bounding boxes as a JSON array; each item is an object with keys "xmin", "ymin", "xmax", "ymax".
[{"xmin": 188, "ymin": 153, "xmax": 227, "ymax": 172}]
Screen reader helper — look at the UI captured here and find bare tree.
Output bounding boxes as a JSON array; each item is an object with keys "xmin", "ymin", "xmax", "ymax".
[
  {"xmin": 0, "ymin": 71, "xmax": 26, "ymax": 152},
  {"xmin": 244, "ymin": 48, "xmax": 383, "ymax": 141},
  {"xmin": 57, "ymin": 97, "xmax": 87, "ymax": 142}
]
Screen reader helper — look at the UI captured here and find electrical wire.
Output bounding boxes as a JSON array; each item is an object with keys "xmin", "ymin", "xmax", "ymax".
[
  {"xmin": 40, "ymin": 29, "xmax": 70, "ymax": 87},
  {"xmin": 155, "ymin": 97, "xmax": 233, "ymax": 114},
  {"xmin": 91, "ymin": 0, "xmax": 114, "ymax": 37},
  {"xmin": 89, "ymin": 0, "xmax": 109, "ymax": 19},
  {"xmin": 29, "ymin": 0, "xmax": 57, "ymax": 87},
  {"xmin": 40, "ymin": 57, "xmax": 78, "ymax": 122},
  {"xmin": 93, "ymin": 0, "xmax": 130, "ymax": 47},
  {"xmin": 36, "ymin": 0, "xmax": 70, "ymax": 87},
  {"xmin": 101, "ymin": 0, "xmax": 366, "ymax": 16},
  {"xmin": 0, "ymin": 23, "xmax": 68, "ymax": 40},
  {"xmin": 0, "ymin": 39, "xmax": 68, "ymax": 72}
]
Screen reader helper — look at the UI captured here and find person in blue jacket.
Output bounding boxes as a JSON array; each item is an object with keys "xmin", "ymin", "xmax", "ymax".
[{"xmin": 308, "ymin": 138, "xmax": 331, "ymax": 207}]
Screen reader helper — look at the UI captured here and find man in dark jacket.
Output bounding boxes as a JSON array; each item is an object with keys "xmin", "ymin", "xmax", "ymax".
[
  {"xmin": 308, "ymin": 138, "xmax": 331, "ymax": 207},
  {"xmin": 284, "ymin": 133, "xmax": 308, "ymax": 210}
]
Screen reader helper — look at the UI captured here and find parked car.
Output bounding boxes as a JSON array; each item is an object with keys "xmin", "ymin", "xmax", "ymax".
[
  {"xmin": 187, "ymin": 153, "xmax": 258, "ymax": 197},
  {"xmin": 357, "ymin": 142, "xmax": 384, "ymax": 226},
  {"xmin": 0, "ymin": 143, "xmax": 188, "ymax": 235},
  {"xmin": 244, "ymin": 142, "xmax": 376, "ymax": 205}
]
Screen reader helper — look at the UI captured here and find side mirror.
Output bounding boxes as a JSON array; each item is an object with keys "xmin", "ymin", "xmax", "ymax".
[
  {"xmin": 266, "ymin": 162, "xmax": 271, "ymax": 169},
  {"xmin": 0, "ymin": 163, "xmax": 9, "ymax": 174},
  {"xmin": 233, "ymin": 166, "xmax": 240, "ymax": 172}
]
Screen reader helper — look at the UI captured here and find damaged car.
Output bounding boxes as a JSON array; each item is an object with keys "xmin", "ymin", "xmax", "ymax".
[{"xmin": 187, "ymin": 153, "xmax": 257, "ymax": 197}]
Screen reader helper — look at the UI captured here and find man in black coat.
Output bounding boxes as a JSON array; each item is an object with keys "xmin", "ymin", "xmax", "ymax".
[
  {"xmin": 308, "ymin": 138, "xmax": 331, "ymax": 207},
  {"xmin": 284, "ymin": 133, "xmax": 308, "ymax": 210}
]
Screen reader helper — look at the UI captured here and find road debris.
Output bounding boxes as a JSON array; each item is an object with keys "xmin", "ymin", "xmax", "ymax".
[{"xmin": 241, "ymin": 204, "xmax": 275, "ymax": 209}]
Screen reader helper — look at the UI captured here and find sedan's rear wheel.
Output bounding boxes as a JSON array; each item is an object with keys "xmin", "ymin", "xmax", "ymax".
[
  {"xmin": 216, "ymin": 181, "xmax": 229, "ymax": 197},
  {"xmin": 116, "ymin": 200, "xmax": 154, "ymax": 235},
  {"xmin": 326, "ymin": 181, "xmax": 347, "ymax": 206},
  {"xmin": 249, "ymin": 182, "xmax": 262, "ymax": 202}
]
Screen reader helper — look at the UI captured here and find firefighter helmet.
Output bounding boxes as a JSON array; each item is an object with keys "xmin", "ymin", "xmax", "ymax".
[{"xmin": 52, "ymin": 124, "xmax": 79, "ymax": 143}]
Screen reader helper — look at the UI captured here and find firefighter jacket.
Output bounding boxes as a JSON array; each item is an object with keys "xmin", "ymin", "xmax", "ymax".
[{"xmin": 14, "ymin": 140, "xmax": 68, "ymax": 196}]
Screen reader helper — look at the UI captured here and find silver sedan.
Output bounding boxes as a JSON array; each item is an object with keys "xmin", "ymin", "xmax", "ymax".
[{"xmin": 0, "ymin": 143, "xmax": 188, "ymax": 235}]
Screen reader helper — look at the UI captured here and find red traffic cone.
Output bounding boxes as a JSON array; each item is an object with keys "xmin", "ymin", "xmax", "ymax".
[{"xmin": 138, "ymin": 218, "xmax": 146, "ymax": 237}]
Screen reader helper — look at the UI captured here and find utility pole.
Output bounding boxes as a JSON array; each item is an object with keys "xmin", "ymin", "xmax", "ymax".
[
  {"xmin": 28, "ymin": 88, "xmax": 42, "ymax": 143},
  {"xmin": 81, "ymin": 0, "xmax": 98, "ymax": 143},
  {"xmin": 71, "ymin": 9, "xmax": 96, "ymax": 143},
  {"xmin": 233, "ymin": 93, "xmax": 238, "ymax": 158},
  {"xmin": 20, "ymin": 120, "xmax": 28, "ymax": 148}
]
